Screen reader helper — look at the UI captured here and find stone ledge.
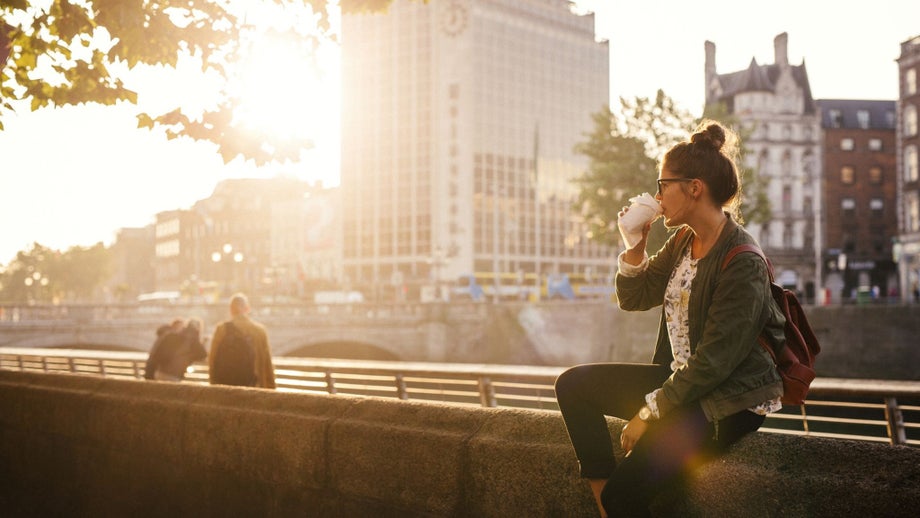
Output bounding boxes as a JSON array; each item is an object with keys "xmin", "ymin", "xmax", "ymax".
[{"xmin": 1, "ymin": 370, "xmax": 919, "ymax": 517}]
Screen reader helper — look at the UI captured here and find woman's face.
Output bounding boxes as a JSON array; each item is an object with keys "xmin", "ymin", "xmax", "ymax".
[{"xmin": 655, "ymin": 167, "xmax": 695, "ymax": 227}]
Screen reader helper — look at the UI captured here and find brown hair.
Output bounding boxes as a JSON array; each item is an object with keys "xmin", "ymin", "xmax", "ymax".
[{"xmin": 662, "ymin": 120, "xmax": 742, "ymax": 219}]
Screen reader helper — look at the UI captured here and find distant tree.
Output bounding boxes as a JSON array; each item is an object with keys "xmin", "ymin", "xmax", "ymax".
[
  {"xmin": 572, "ymin": 91, "xmax": 696, "ymax": 253},
  {"xmin": 0, "ymin": 0, "xmax": 400, "ymax": 165},
  {"xmin": 0, "ymin": 242, "xmax": 112, "ymax": 303},
  {"xmin": 59, "ymin": 243, "xmax": 113, "ymax": 301},
  {"xmin": 616, "ymin": 89, "xmax": 698, "ymax": 161},
  {"xmin": 572, "ymin": 105, "xmax": 659, "ymax": 248},
  {"xmin": 0, "ymin": 243, "xmax": 61, "ymax": 303}
]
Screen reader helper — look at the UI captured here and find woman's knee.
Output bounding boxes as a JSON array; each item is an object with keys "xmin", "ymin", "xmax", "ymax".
[{"xmin": 554, "ymin": 364, "xmax": 593, "ymax": 396}]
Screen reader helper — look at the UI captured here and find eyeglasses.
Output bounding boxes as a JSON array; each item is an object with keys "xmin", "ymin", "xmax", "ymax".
[{"xmin": 656, "ymin": 178, "xmax": 694, "ymax": 196}]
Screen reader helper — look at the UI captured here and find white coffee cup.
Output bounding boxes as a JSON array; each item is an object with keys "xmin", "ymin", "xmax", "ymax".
[{"xmin": 617, "ymin": 193, "xmax": 662, "ymax": 248}]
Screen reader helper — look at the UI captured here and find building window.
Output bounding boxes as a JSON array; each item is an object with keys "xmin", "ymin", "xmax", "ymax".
[
  {"xmin": 840, "ymin": 166, "xmax": 855, "ymax": 184},
  {"xmin": 907, "ymin": 192, "xmax": 920, "ymax": 232},
  {"xmin": 829, "ymin": 109, "xmax": 843, "ymax": 128},
  {"xmin": 870, "ymin": 198, "xmax": 884, "ymax": 217},
  {"xmin": 906, "ymin": 105, "xmax": 918, "ymax": 137},
  {"xmin": 908, "ymin": 68, "xmax": 917, "ymax": 96},
  {"xmin": 841, "ymin": 198, "xmax": 856, "ymax": 218},
  {"xmin": 868, "ymin": 138, "xmax": 882, "ymax": 151},
  {"xmin": 869, "ymin": 166, "xmax": 883, "ymax": 184},
  {"xmin": 856, "ymin": 110, "xmax": 870, "ymax": 129},
  {"xmin": 907, "ymin": 145, "xmax": 919, "ymax": 182},
  {"xmin": 840, "ymin": 138, "xmax": 854, "ymax": 151}
]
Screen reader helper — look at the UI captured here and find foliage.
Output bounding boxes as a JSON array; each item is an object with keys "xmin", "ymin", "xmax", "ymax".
[
  {"xmin": 615, "ymin": 89, "xmax": 697, "ymax": 161},
  {"xmin": 572, "ymin": 91, "xmax": 696, "ymax": 252},
  {"xmin": 572, "ymin": 105, "xmax": 658, "ymax": 248},
  {"xmin": 0, "ymin": 242, "xmax": 111, "ymax": 303},
  {"xmin": 572, "ymin": 90, "xmax": 772, "ymax": 253},
  {"xmin": 0, "ymin": 0, "xmax": 399, "ymax": 164}
]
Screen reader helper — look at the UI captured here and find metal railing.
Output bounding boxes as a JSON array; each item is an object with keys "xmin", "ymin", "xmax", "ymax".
[{"xmin": 1, "ymin": 347, "xmax": 917, "ymax": 447}]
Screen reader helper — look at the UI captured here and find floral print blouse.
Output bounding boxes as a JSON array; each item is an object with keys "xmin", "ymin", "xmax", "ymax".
[{"xmin": 645, "ymin": 245, "xmax": 782, "ymax": 418}]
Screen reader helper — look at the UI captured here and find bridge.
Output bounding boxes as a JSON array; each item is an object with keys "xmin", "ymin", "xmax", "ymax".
[
  {"xmin": 0, "ymin": 301, "xmax": 661, "ymax": 366},
  {"xmin": 2, "ymin": 301, "xmax": 920, "ymax": 379}
]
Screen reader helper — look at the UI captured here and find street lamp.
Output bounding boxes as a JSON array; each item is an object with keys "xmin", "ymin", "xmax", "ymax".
[
  {"xmin": 23, "ymin": 271, "xmax": 49, "ymax": 303},
  {"xmin": 211, "ymin": 244, "xmax": 244, "ymax": 294}
]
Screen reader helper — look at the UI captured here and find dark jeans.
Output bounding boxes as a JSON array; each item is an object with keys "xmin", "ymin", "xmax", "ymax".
[{"xmin": 554, "ymin": 363, "xmax": 765, "ymax": 517}]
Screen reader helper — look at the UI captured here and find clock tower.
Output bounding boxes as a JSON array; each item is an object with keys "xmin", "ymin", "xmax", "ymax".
[{"xmin": 441, "ymin": 0, "xmax": 469, "ymax": 37}]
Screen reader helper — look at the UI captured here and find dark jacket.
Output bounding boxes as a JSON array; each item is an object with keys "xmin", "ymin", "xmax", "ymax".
[
  {"xmin": 208, "ymin": 315, "xmax": 276, "ymax": 389},
  {"xmin": 144, "ymin": 328, "xmax": 207, "ymax": 380},
  {"xmin": 616, "ymin": 216, "xmax": 785, "ymax": 421}
]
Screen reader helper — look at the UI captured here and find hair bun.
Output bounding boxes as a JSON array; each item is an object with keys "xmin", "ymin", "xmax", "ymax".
[{"xmin": 690, "ymin": 124, "xmax": 725, "ymax": 151}]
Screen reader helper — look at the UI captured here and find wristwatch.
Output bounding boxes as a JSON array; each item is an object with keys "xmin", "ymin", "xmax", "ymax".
[{"xmin": 638, "ymin": 405, "xmax": 652, "ymax": 422}]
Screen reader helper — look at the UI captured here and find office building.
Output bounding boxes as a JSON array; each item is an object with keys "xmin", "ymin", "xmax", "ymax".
[{"xmin": 340, "ymin": 0, "xmax": 610, "ymax": 298}]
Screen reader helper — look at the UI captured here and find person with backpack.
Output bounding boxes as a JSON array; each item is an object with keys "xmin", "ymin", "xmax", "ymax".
[
  {"xmin": 208, "ymin": 292, "xmax": 276, "ymax": 389},
  {"xmin": 555, "ymin": 121, "xmax": 786, "ymax": 518}
]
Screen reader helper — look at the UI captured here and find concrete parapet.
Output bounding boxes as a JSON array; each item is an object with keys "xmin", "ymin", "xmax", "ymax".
[{"xmin": 1, "ymin": 370, "xmax": 919, "ymax": 517}]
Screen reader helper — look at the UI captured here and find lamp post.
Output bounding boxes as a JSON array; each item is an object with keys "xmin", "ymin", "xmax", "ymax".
[
  {"xmin": 427, "ymin": 246, "xmax": 449, "ymax": 302},
  {"xmin": 23, "ymin": 271, "xmax": 49, "ymax": 304},
  {"xmin": 211, "ymin": 243, "xmax": 244, "ymax": 295}
]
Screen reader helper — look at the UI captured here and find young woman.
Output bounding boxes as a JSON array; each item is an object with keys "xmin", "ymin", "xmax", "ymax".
[{"xmin": 555, "ymin": 121, "xmax": 785, "ymax": 517}]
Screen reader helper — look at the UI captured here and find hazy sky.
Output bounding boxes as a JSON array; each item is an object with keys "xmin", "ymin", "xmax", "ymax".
[{"xmin": 1, "ymin": 0, "xmax": 919, "ymax": 265}]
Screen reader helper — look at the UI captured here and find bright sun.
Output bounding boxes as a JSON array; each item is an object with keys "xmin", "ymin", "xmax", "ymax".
[{"xmin": 232, "ymin": 32, "xmax": 340, "ymax": 147}]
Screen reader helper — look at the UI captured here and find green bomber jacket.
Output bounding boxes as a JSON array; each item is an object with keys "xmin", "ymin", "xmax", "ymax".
[{"xmin": 615, "ymin": 215, "xmax": 785, "ymax": 422}]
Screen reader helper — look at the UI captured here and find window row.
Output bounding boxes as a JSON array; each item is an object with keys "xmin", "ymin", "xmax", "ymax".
[
  {"xmin": 839, "ymin": 138, "xmax": 884, "ymax": 151},
  {"xmin": 840, "ymin": 198, "xmax": 886, "ymax": 216},
  {"xmin": 828, "ymin": 109, "xmax": 896, "ymax": 130},
  {"xmin": 839, "ymin": 166, "xmax": 884, "ymax": 185}
]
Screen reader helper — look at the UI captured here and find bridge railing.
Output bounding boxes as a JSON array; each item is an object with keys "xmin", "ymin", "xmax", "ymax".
[
  {"xmin": 0, "ymin": 301, "xmax": 493, "ymax": 325},
  {"xmin": 1, "ymin": 346, "xmax": 917, "ymax": 447}
]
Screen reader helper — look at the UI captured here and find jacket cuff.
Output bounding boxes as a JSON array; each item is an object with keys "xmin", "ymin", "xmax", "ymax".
[{"xmin": 617, "ymin": 250, "xmax": 648, "ymax": 277}]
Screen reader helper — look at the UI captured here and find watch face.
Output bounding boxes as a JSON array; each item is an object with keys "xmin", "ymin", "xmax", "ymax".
[
  {"xmin": 639, "ymin": 406, "xmax": 651, "ymax": 421},
  {"xmin": 441, "ymin": 1, "xmax": 468, "ymax": 36}
]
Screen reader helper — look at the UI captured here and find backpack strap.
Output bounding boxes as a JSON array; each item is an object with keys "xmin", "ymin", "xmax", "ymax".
[{"xmin": 721, "ymin": 243, "xmax": 775, "ymax": 283}]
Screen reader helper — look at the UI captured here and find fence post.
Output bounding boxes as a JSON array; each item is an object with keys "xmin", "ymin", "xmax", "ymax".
[
  {"xmin": 395, "ymin": 373, "xmax": 409, "ymax": 400},
  {"xmin": 325, "ymin": 370, "xmax": 337, "ymax": 394},
  {"xmin": 884, "ymin": 397, "xmax": 907, "ymax": 445},
  {"xmin": 478, "ymin": 376, "xmax": 497, "ymax": 407}
]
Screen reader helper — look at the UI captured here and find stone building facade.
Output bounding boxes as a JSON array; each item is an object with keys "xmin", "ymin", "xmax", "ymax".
[
  {"xmin": 896, "ymin": 35, "xmax": 920, "ymax": 302},
  {"xmin": 704, "ymin": 33, "xmax": 822, "ymax": 300}
]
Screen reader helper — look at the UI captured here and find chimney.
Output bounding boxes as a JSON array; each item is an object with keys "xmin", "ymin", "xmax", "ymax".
[
  {"xmin": 705, "ymin": 40, "xmax": 716, "ymax": 76},
  {"xmin": 704, "ymin": 40, "xmax": 716, "ymax": 103},
  {"xmin": 774, "ymin": 32, "xmax": 789, "ymax": 67}
]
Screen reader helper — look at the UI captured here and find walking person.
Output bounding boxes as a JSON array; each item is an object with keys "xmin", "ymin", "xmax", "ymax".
[
  {"xmin": 208, "ymin": 293, "xmax": 276, "ymax": 389},
  {"xmin": 555, "ymin": 121, "xmax": 785, "ymax": 517}
]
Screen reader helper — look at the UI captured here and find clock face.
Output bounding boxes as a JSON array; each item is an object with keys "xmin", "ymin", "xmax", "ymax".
[{"xmin": 441, "ymin": 1, "xmax": 469, "ymax": 37}]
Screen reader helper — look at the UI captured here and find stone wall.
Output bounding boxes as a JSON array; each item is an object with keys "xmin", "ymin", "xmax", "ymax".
[{"xmin": 2, "ymin": 370, "xmax": 919, "ymax": 517}]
